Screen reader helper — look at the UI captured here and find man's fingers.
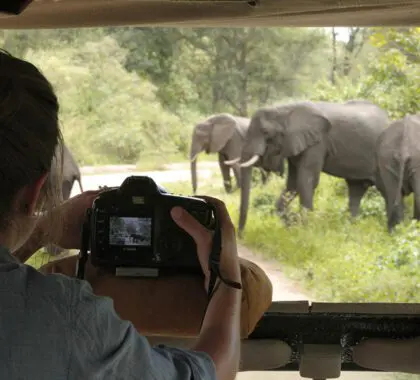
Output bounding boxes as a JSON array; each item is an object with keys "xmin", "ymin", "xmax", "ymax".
[
  {"xmin": 196, "ymin": 195, "xmax": 235, "ymax": 231},
  {"xmin": 171, "ymin": 206, "xmax": 213, "ymax": 277},
  {"xmin": 170, "ymin": 207, "xmax": 211, "ymax": 248},
  {"xmin": 81, "ymin": 190, "xmax": 103, "ymax": 197}
]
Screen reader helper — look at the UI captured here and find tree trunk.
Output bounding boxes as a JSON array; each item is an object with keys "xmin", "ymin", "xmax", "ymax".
[{"xmin": 330, "ymin": 27, "xmax": 337, "ymax": 85}]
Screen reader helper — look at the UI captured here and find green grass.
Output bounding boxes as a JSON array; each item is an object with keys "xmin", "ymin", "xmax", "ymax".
[{"xmin": 25, "ymin": 250, "xmax": 55, "ymax": 269}]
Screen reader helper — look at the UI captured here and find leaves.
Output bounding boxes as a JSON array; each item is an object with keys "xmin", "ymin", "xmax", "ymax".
[
  {"xmin": 1, "ymin": 26, "xmax": 417, "ymax": 165},
  {"xmin": 20, "ymin": 35, "xmax": 189, "ymax": 165},
  {"xmin": 311, "ymin": 27, "xmax": 419, "ymax": 120}
]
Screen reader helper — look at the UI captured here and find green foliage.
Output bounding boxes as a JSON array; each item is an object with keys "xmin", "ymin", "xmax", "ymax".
[
  {"xmin": 311, "ymin": 27, "xmax": 419, "ymax": 120},
  {"xmin": 20, "ymin": 35, "xmax": 197, "ymax": 165},
  {"xmin": 311, "ymin": 75, "xmax": 364, "ymax": 102},
  {"xmin": 2, "ymin": 26, "xmax": 417, "ymax": 167},
  {"xmin": 25, "ymin": 250, "xmax": 54, "ymax": 270},
  {"xmin": 358, "ymin": 187, "xmax": 386, "ymax": 218},
  {"xmin": 109, "ymin": 27, "xmax": 331, "ymax": 116},
  {"xmin": 361, "ymin": 27, "xmax": 420, "ymax": 119}
]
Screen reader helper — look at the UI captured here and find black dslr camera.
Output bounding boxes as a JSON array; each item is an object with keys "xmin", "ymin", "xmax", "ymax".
[{"xmin": 76, "ymin": 176, "xmax": 216, "ymax": 278}]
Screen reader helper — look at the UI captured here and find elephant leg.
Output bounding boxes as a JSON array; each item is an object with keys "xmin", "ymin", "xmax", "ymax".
[
  {"xmin": 381, "ymin": 174, "xmax": 404, "ymax": 232},
  {"xmin": 388, "ymin": 198, "xmax": 405, "ymax": 232},
  {"xmin": 261, "ymin": 170, "xmax": 269, "ymax": 185},
  {"xmin": 296, "ymin": 168, "xmax": 318, "ymax": 211},
  {"xmin": 346, "ymin": 179, "xmax": 370, "ymax": 217},
  {"xmin": 296, "ymin": 144, "xmax": 325, "ymax": 211},
  {"xmin": 232, "ymin": 165, "xmax": 241, "ymax": 190},
  {"xmin": 275, "ymin": 161, "xmax": 297, "ymax": 216},
  {"xmin": 218, "ymin": 153, "xmax": 232, "ymax": 193},
  {"xmin": 410, "ymin": 172, "xmax": 420, "ymax": 221}
]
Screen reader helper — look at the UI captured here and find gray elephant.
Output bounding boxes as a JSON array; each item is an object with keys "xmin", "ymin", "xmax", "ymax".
[
  {"xmin": 190, "ymin": 113, "xmax": 270, "ymax": 194},
  {"xmin": 375, "ymin": 113, "xmax": 420, "ymax": 231},
  {"xmin": 228, "ymin": 100, "xmax": 389, "ymax": 234},
  {"xmin": 49, "ymin": 142, "xmax": 83, "ymax": 201},
  {"xmin": 45, "ymin": 142, "xmax": 84, "ymax": 255}
]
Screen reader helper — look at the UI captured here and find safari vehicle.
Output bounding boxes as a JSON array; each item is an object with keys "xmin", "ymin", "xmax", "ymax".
[{"xmin": 1, "ymin": 1, "xmax": 419, "ymax": 380}]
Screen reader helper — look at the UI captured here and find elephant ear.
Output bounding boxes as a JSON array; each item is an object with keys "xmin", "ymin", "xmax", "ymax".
[
  {"xmin": 209, "ymin": 114, "xmax": 237, "ymax": 153},
  {"xmin": 282, "ymin": 104, "xmax": 332, "ymax": 157}
]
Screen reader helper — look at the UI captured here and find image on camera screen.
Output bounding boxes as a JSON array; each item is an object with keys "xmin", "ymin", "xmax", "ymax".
[{"xmin": 109, "ymin": 216, "xmax": 152, "ymax": 246}]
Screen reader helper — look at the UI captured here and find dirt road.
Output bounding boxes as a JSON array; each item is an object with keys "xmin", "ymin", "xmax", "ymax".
[{"xmin": 70, "ymin": 165, "xmax": 391, "ymax": 380}]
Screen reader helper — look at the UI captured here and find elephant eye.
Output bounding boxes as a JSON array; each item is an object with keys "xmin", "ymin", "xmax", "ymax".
[{"xmin": 262, "ymin": 127, "xmax": 272, "ymax": 137}]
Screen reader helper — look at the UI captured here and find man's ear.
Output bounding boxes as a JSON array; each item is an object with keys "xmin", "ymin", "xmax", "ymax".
[{"xmin": 16, "ymin": 172, "xmax": 49, "ymax": 216}]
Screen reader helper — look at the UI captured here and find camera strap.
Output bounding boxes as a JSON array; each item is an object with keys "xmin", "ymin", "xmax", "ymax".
[
  {"xmin": 76, "ymin": 209, "xmax": 91, "ymax": 279},
  {"xmin": 206, "ymin": 206, "xmax": 242, "ymax": 301},
  {"xmin": 199, "ymin": 209, "xmax": 242, "ymax": 330}
]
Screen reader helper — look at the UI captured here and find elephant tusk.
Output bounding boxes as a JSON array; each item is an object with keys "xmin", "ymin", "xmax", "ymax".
[
  {"xmin": 224, "ymin": 157, "xmax": 240, "ymax": 165},
  {"xmin": 239, "ymin": 155, "xmax": 260, "ymax": 167}
]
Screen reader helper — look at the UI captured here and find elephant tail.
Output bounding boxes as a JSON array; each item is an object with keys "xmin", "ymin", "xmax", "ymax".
[{"xmin": 393, "ymin": 124, "xmax": 409, "ymax": 209}]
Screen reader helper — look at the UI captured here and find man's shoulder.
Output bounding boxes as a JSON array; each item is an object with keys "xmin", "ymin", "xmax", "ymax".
[{"xmin": 20, "ymin": 262, "xmax": 94, "ymax": 309}]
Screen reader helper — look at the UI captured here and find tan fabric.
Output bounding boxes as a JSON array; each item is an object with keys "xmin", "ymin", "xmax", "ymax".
[
  {"xmin": 39, "ymin": 255, "xmax": 273, "ymax": 338},
  {"xmin": 353, "ymin": 337, "xmax": 420, "ymax": 374},
  {"xmin": 0, "ymin": 0, "xmax": 419, "ymax": 29}
]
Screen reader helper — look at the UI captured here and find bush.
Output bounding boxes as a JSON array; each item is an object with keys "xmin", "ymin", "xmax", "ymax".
[
  {"xmin": 25, "ymin": 36, "xmax": 195, "ymax": 165},
  {"xmin": 311, "ymin": 28, "xmax": 420, "ymax": 120}
]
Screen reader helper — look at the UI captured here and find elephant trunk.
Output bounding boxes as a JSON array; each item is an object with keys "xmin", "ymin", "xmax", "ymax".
[
  {"xmin": 191, "ymin": 158, "xmax": 198, "ymax": 194},
  {"xmin": 238, "ymin": 165, "xmax": 252, "ymax": 236},
  {"xmin": 190, "ymin": 139, "xmax": 202, "ymax": 193}
]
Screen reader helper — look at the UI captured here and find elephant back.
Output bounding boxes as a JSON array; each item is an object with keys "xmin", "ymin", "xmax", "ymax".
[
  {"xmin": 318, "ymin": 101, "xmax": 388, "ymax": 140},
  {"xmin": 317, "ymin": 101, "xmax": 389, "ymax": 181}
]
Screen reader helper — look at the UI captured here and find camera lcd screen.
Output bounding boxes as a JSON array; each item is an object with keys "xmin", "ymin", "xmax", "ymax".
[{"xmin": 109, "ymin": 216, "xmax": 152, "ymax": 247}]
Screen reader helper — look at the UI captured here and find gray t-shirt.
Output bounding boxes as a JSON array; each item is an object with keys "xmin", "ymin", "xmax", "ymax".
[{"xmin": 0, "ymin": 247, "xmax": 216, "ymax": 379}]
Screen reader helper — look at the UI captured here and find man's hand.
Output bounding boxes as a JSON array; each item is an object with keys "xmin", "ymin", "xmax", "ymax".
[
  {"xmin": 170, "ymin": 196, "xmax": 241, "ymax": 293},
  {"xmin": 172, "ymin": 196, "xmax": 242, "ymax": 380}
]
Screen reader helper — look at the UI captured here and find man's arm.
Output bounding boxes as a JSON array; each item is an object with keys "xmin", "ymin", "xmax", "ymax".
[
  {"xmin": 170, "ymin": 198, "xmax": 242, "ymax": 380},
  {"xmin": 68, "ymin": 279, "xmax": 217, "ymax": 380},
  {"xmin": 193, "ymin": 281, "xmax": 242, "ymax": 380}
]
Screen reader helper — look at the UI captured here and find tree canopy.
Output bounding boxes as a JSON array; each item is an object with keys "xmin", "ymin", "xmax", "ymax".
[{"xmin": 1, "ymin": 26, "xmax": 418, "ymax": 164}]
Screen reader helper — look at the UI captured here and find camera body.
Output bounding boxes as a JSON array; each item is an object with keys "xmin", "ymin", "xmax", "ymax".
[{"xmin": 87, "ymin": 176, "xmax": 215, "ymax": 275}]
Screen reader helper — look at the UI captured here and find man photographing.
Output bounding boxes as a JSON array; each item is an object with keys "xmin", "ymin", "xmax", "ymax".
[{"xmin": 2, "ymin": 50, "xmax": 242, "ymax": 380}]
